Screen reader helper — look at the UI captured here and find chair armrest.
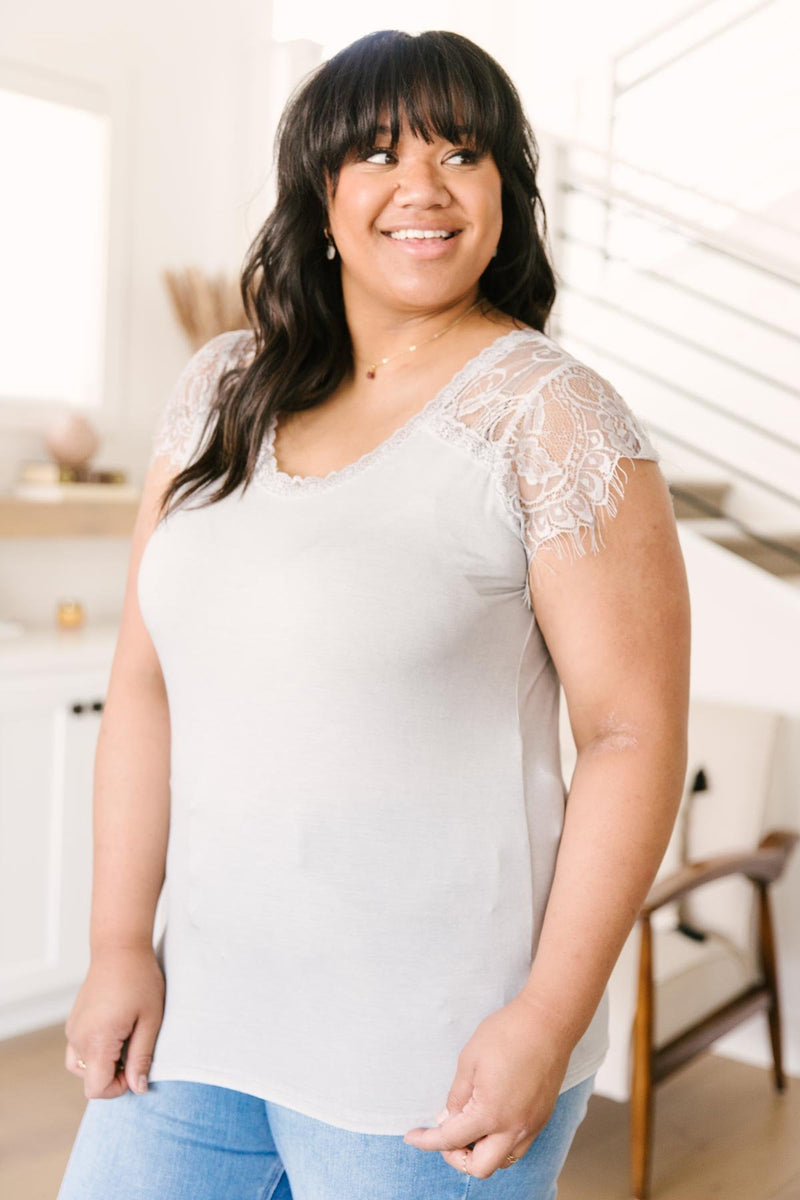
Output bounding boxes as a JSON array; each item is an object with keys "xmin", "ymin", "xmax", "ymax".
[{"xmin": 640, "ymin": 829, "xmax": 799, "ymax": 917}]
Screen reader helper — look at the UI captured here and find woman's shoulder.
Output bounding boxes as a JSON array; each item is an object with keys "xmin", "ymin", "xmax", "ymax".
[
  {"xmin": 466, "ymin": 321, "xmax": 584, "ymax": 406},
  {"xmin": 171, "ymin": 327, "xmax": 254, "ymax": 405},
  {"xmin": 167, "ymin": 328, "xmax": 254, "ymax": 407},
  {"xmin": 453, "ymin": 326, "xmax": 666, "ymax": 589},
  {"xmin": 149, "ymin": 328, "xmax": 254, "ymax": 469},
  {"xmin": 475, "ymin": 326, "xmax": 660, "ymax": 466},
  {"xmin": 196, "ymin": 327, "xmax": 256, "ymax": 371},
  {"xmin": 480, "ymin": 322, "xmax": 602, "ymax": 395}
]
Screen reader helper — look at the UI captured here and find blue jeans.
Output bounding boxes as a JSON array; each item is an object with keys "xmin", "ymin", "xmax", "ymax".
[{"xmin": 57, "ymin": 1073, "xmax": 596, "ymax": 1199}]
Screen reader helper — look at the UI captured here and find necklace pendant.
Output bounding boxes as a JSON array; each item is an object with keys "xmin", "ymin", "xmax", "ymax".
[{"xmin": 366, "ymin": 366, "xmax": 377, "ymax": 380}]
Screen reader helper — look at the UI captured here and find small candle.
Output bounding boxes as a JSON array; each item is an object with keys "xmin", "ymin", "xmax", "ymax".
[{"xmin": 57, "ymin": 599, "xmax": 85, "ymax": 630}]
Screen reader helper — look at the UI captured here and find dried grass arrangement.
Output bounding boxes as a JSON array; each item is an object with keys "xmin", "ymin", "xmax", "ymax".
[{"xmin": 162, "ymin": 265, "xmax": 251, "ymax": 352}]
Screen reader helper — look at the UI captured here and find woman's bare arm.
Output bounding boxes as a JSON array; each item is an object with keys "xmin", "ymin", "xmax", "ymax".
[
  {"xmin": 402, "ymin": 457, "xmax": 690, "ymax": 1174},
  {"xmin": 88, "ymin": 455, "xmax": 176, "ymax": 955},
  {"xmin": 64, "ymin": 453, "xmax": 181, "ymax": 1097},
  {"xmin": 518, "ymin": 458, "xmax": 691, "ymax": 1045}
]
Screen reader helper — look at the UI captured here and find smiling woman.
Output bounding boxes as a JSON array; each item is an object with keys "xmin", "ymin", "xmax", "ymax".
[
  {"xmin": 142, "ymin": 28, "xmax": 556, "ymax": 523},
  {"xmin": 327, "ymin": 116, "xmax": 501, "ymax": 286},
  {"xmin": 58, "ymin": 27, "xmax": 690, "ymax": 1200}
]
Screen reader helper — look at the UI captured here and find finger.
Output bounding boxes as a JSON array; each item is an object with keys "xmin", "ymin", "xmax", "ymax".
[
  {"xmin": 124, "ymin": 1017, "xmax": 157, "ymax": 1095},
  {"xmin": 65, "ymin": 1042, "xmax": 87, "ymax": 1077},
  {"xmin": 88, "ymin": 1059, "xmax": 130, "ymax": 1100},
  {"xmin": 439, "ymin": 1143, "xmax": 476, "ymax": 1177},
  {"xmin": 403, "ymin": 1109, "xmax": 487, "ymax": 1153},
  {"xmin": 65, "ymin": 1041, "xmax": 127, "ymax": 1096},
  {"xmin": 463, "ymin": 1130, "xmax": 531, "ymax": 1179},
  {"xmin": 81, "ymin": 1042, "xmax": 130, "ymax": 1099}
]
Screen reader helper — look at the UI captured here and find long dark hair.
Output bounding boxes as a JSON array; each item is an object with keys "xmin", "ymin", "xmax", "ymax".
[{"xmin": 157, "ymin": 28, "xmax": 557, "ymax": 521}]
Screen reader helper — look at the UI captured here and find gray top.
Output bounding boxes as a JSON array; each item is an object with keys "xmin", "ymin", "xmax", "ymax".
[{"xmin": 138, "ymin": 325, "xmax": 662, "ymax": 1133}]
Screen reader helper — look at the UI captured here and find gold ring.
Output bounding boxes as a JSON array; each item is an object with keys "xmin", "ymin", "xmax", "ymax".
[
  {"xmin": 76, "ymin": 1058, "xmax": 87, "ymax": 1070},
  {"xmin": 506, "ymin": 1152, "xmax": 519, "ymax": 1164},
  {"xmin": 461, "ymin": 1152, "xmax": 471, "ymax": 1175}
]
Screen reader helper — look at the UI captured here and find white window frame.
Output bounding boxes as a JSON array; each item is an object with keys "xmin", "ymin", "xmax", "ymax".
[{"xmin": 0, "ymin": 57, "xmax": 133, "ymax": 440}]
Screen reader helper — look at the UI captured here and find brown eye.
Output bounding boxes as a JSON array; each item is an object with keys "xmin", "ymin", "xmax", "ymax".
[
  {"xmin": 447, "ymin": 148, "xmax": 479, "ymax": 164},
  {"xmin": 362, "ymin": 147, "xmax": 394, "ymax": 163}
]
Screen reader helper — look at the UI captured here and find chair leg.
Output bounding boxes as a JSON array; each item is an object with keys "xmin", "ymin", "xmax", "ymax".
[
  {"xmin": 630, "ymin": 1060, "xmax": 654, "ymax": 1200},
  {"xmin": 631, "ymin": 917, "xmax": 655, "ymax": 1199},
  {"xmin": 757, "ymin": 882, "xmax": 786, "ymax": 1091}
]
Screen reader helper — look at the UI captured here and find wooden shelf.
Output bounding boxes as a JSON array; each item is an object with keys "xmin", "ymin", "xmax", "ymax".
[{"xmin": 0, "ymin": 494, "xmax": 140, "ymax": 537}]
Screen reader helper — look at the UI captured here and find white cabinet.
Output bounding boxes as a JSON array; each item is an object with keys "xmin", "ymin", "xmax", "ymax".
[{"xmin": 0, "ymin": 628, "xmax": 116, "ymax": 1038}]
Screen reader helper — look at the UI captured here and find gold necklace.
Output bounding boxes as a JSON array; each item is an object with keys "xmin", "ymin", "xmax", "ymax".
[{"xmin": 357, "ymin": 299, "xmax": 484, "ymax": 380}]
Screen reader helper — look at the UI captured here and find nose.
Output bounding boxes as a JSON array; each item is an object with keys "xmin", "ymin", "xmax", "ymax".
[{"xmin": 392, "ymin": 157, "xmax": 452, "ymax": 206}]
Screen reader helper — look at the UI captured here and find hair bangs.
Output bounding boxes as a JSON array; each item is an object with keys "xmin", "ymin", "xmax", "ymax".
[{"xmin": 319, "ymin": 31, "xmax": 509, "ymax": 189}]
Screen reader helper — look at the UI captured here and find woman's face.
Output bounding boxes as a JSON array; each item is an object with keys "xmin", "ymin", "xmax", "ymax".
[{"xmin": 325, "ymin": 110, "xmax": 503, "ymax": 315}]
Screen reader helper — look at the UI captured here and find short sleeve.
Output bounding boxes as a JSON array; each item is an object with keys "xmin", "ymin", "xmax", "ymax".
[
  {"xmin": 148, "ymin": 329, "xmax": 251, "ymax": 472},
  {"xmin": 502, "ymin": 357, "xmax": 662, "ymax": 581}
]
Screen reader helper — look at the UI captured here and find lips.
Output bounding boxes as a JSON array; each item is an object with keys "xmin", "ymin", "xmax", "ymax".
[
  {"xmin": 380, "ymin": 230, "xmax": 463, "ymax": 259},
  {"xmin": 381, "ymin": 230, "xmax": 461, "ymax": 240}
]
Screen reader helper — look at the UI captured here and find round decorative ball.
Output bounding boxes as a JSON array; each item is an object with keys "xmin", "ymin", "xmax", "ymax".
[{"xmin": 44, "ymin": 412, "xmax": 99, "ymax": 469}]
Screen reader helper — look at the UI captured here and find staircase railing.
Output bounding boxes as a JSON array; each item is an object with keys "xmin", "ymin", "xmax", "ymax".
[
  {"xmin": 602, "ymin": 0, "xmax": 785, "ymax": 253},
  {"xmin": 611, "ymin": 0, "xmax": 781, "ymax": 96},
  {"xmin": 562, "ymin": 163, "xmax": 800, "ymax": 285},
  {"xmin": 542, "ymin": 129, "xmax": 800, "ymax": 577},
  {"xmin": 668, "ymin": 484, "xmax": 800, "ymax": 573}
]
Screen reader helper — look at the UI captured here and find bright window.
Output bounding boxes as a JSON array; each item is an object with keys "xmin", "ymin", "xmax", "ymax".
[{"xmin": 0, "ymin": 83, "xmax": 110, "ymax": 410}]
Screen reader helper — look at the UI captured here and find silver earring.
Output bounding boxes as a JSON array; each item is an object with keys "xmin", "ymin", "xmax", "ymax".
[
  {"xmin": 324, "ymin": 227, "xmax": 336, "ymax": 261},
  {"xmin": 492, "ymin": 247, "xmax": 498, "ymax": 258}
]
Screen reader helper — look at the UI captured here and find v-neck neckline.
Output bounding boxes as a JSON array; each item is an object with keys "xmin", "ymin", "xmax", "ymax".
[{"xmin": 253, "ymin": 326, "xmax": 539, "ymax": 495}]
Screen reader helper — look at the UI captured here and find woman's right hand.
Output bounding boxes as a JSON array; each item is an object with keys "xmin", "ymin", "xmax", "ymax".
[{"xmin": 64, "ymin": 944, "xmax": 166, "ymax": 1099}]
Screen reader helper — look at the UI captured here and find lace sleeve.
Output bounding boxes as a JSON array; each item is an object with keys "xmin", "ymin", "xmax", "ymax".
[
  {"xmin": 502, "ymin": 358, "xmax": 662, "ymax": 585},
  {"xmin": 148, "ymin": 329, "xmax": 251, "ymax": 472}
]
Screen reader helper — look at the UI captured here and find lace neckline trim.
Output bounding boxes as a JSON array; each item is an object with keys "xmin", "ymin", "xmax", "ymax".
[{"xmin": 253, "ymin": 326, "xmax": 541, "ymax": 494}]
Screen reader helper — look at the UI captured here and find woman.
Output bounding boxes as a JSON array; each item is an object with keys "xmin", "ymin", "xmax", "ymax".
[{"xmin": 58, "ymin": 28, "xmax": 690, "ymax": 1200}]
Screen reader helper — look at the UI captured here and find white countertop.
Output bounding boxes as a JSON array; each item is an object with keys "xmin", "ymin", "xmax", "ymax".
[{"xmin": 0, "ymin": 621, "xmax": 118, "ymax": 675}]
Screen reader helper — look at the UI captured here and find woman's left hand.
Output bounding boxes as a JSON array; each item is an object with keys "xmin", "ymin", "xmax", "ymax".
[{"xmin": 402, "ymin": 991, "xmax": 576, "ymax": 1180}]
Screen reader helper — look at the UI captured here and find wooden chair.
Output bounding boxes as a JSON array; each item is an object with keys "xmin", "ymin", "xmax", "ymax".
[
  {"xmin": 559, "ymin": 695, "xmax": 798, "ymax": 1198},
  {"xmin": 630, "ymin": 825, "xmax": 797, "ymax": 1197}
]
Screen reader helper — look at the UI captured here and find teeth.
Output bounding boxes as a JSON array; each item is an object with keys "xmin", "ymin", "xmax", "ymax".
[{"xmin": 388, "ymin": 229, "xmax": 455, "ymax": 240}]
